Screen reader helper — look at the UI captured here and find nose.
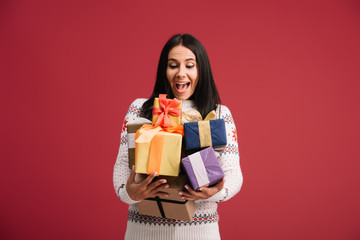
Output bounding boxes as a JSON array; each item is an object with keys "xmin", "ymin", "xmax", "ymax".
[{"xmin": 177, "ymin": 65, "xmax": 186, "ymax": 78}]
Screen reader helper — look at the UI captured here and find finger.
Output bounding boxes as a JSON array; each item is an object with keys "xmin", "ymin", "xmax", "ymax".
[
  {"xmin": 199, "ymin": 187, "xmax": 214, "ymax": 198},
  {"xmin": 199, "ymin": 179, "xmax": 225, "ymax": 197},
  {"xmin": 178, "ymin": 191, "xmax": 193, "ymax": 198},
  {"xmin": 151, "ymin": 191, "xmax": 169, "ymax": 198},
  {"xmin": 203, "ymin": 178, "xmax": 225, "ymax": 192},
  {"xmin": 181, "ymin": 196, "xmax": 196, "ymax": 200},
  {"xmin": 178, "ymin": 191, "xmax": 201, "ymax": 200},
  {"xmin": 141, "ymin": 172, "xmax": 158, "ymax": 186},
  {"xmin": 179, "ymin": 190, "xmax": 202, "ymax": 199},
  {"xmin": 184, "ymin": 185, "xmax": 198, "ymax": 195},
  {"xmin": 214, "ymin": 178, "xmax": 225, "ymax": 191},
  {"xmin": 127, "ymin": 165, "xmax": 136, "ymax": 184},
  {"xmin": 150, "ymin": 182, "xmax": 169, "ymax": 194},
  {"xmin": 148, "ymin": 179, "xmax": 167, "ymax": 191}
]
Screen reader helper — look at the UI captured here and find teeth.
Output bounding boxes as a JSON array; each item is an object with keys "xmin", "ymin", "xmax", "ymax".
[{"xmin": 175, "ymin": 82, "xmax": 190, "ymax": 92}]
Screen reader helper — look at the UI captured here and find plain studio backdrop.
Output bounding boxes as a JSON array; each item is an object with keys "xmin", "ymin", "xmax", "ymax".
[{"xmin": 1, "ymin": 0, "xmax": 359, "ymax": 239}]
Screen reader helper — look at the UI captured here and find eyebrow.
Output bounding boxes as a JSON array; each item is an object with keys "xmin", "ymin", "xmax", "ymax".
[{"xmin": 168, "ymin": 58, "xmax": 196, "ymax": 61}]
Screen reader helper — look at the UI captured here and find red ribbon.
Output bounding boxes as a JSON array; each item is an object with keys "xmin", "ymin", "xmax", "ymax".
[{"xmin": 152, "ymin": 94, "xmax": 182, "ymax": 127}]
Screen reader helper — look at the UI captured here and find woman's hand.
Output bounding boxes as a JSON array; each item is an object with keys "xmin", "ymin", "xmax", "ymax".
[
  {"xmin": 178, "ymin": 178, "xmax": 225, "ymax": 200},
  {"xmin": 126, "ymin": 166, "xmax": 170, "ymax": 201}
]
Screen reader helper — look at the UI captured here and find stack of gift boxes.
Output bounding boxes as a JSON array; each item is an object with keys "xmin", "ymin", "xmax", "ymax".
[{"xmin": 127, "ymin": 94, "xmax": 227, "ymax": 221}]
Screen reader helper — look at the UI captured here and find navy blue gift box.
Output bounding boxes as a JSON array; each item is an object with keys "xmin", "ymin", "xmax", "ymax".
[{"xmin": 184, "ymin": 119, "xmax": 227, "ymax": 151}]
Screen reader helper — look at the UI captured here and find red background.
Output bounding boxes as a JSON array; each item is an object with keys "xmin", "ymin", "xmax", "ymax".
[{"xmin": 1, "ymin": 0, "xmax": 360, "ymax": 239}]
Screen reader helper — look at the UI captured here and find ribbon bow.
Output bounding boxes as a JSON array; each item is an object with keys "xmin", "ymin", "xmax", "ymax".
[
  {"xmin": 152, "ymin": 94, "xmax": 182, "ymax": 127},
  {"xmin": 135, "ymin": 124, "xmax": 184, "ymax": 143},
  {"xmin": 181, "ymin": 110, "xmax": 217, "ymax": 123}
]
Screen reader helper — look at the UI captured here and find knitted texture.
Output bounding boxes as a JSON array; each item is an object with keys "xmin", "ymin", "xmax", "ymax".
[{"xmin": 113, "ymin": 98, "xmax": 243, "ymax": 239}]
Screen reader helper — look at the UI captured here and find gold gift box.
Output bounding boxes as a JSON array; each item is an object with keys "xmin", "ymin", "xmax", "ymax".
[{"xmin": 135, "ymin": 130, "xmax": 182, "ymax": 177}]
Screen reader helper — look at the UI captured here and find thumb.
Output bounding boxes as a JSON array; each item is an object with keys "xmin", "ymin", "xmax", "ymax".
[
  {"xmin": 202, "ymin": 178, "xmax": 225, "ymax": 197},
  {"xmin": 216, "ymin": 178, "xmax": 225, "ymax": 191},
  {"xmin": 127, "ymin": 165, "xmax": 136, "ymax": 183}
]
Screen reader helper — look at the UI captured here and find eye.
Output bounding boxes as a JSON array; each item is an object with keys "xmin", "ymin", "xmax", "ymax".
[
  {"xmin": 168, "ymin": 64, "xmax": 178, "ymax": 69},
  {"xmin": 186, "ymin": 63, "xmax": 195, "ymax": 68}
]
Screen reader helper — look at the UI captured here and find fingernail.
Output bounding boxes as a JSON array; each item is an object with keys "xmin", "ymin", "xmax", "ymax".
[
  {"xmin": 199, "ymin": 188, "xmax": 202, "ymax": 191},
  {"xmin": 165, "ymin": 194, "xmax": 169, "ymax": 197},
  {"xmin": 184, "ymin": 185, "xmax": 189, "ymax": 190},
  {"xmin": 161, "ymin": 179, "xmax": 167, "ymax": 183},
  {"xmin": 152, "ymin": 172, "xmax": 158, "ymax": 176},
  {"xmin": 132, "ymin": 165, "xmax": 135, "ymax": 170},
  {"xmin": 181, "ymin": 197, "xmax": 185, "ymax": 199},
  {"xmin": 178, "ymin": 191, "xmax": 183, "ymax": 195},
  {"xmin": 165, "ymin": 185, "xmax": 169, "ymax": 188}
]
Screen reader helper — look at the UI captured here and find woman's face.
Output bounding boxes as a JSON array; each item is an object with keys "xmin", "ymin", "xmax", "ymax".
[{"xmin": 166, "ymin": 45, "xmax": 199, "ymax": 101}]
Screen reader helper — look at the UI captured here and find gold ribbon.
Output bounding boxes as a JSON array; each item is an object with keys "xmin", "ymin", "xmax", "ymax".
[
  {"xmin": 135, "ymin": 125, "xmax": 163, "ymax": 143},
  {"xmin": 198, "ymin": 121, "xmax": 212, "ymax": 148},
  {"xmin": 181, "ymin": 110, "xmax": 217, "ymax": 123}
]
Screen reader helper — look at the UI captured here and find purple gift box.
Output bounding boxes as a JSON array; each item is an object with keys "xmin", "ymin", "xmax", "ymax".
[{"xmin": 181, "ymin": 147, "xmax": 224, "ymax": 190}]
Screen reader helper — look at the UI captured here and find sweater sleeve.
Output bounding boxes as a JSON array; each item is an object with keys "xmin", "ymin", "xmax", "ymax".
[
  {"xmin": 113, "ymin": 98, "xmax": 146, "ymax": 205},
  {"xmin": 201, "ymin": 105, "xmax": 243, "ymax": 203}
]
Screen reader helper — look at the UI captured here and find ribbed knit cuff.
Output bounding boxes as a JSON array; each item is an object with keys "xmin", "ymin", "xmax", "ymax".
[{"xmin": 118, "ymin": 187, "xmax": 141, "ymax": 205}]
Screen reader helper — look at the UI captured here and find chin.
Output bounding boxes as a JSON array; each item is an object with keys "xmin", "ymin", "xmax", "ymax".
[
  {"xmin": 174, "ymin": 93, "xmax": 192, "ymax": 101},
  {"xmin": 176, "ymin": 96, "xmax": 188, "ymax": 101}
]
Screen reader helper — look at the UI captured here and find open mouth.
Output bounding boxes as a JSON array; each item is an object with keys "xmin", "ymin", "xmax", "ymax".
[{"xmin": 175, "ymin": 82, "xmax": 190, "ymax": 93}]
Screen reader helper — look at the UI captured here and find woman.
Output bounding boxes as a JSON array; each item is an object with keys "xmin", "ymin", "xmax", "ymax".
[{"xmin": 113, "ymin": 34, "xmax": 242, "ymax": 240}]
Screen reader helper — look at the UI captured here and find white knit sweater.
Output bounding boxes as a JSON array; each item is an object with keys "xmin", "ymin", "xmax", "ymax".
[{"xmin": 113, "ymin": 98, "xmax": 243, "ymax": 240}]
